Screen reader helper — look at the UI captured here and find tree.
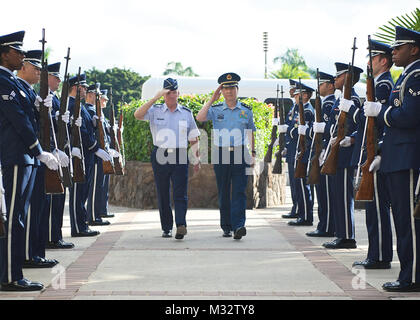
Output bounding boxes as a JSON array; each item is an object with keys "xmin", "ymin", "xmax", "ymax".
[
  {"xmin": 163, "ymin": 61, "xmax": 198, "ymax": 77},
  {"xmin": 270, "ymin": 48, "xmax": 311, "ymax": 79},
  {"xmin": 374, "ymin": 8, "xmax": 420, "ymax": 44}
]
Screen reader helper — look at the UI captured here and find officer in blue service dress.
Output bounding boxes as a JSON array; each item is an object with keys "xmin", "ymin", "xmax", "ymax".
[
  {"xmin": 284, "ymin": 83, "xmax": 315, "ymax": 226},
  {"xmin": 134, "ymin": 78, "xmax": 200, "ymax": 239},
  {"xmin": 280, "ymin": 79, "xmax": 299, "ymax": 219},
  {"xmin": 322, "ymin": 62, "xmax": 363, "ymax": 249},
  {"xmin": 196, "ymin": 73, "xmax": 256, "ymax": 240},
  {"xmin": 306, "ymin": 72, "xmax": 336, "ymax": 237},
  {"xmin": 364, "ymin": 26, "xmax": 420, "ymax": 292},
  {"xmin": 46, "ymin": 62, "xmax": 74, "ymax": 249},
  {"xmin": 0, "ymin": 31, "xmax": 59, "ymax": 291},
  {"xmin": 345, "ymin": 40, "xmax": 394, "ymax": 269}
]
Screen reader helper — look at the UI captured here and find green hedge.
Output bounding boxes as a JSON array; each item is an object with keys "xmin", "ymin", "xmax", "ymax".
[{"xmin": 121, "ymin": 94, "xmax": 275, "ymax": 162}]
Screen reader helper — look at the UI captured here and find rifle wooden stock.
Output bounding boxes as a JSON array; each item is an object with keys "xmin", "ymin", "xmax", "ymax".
[
  {"xmin": 39, "ymin": 30, "xmax": 64, "ymax": 194},
  {"xmin": 308, "ymin": 78, "xmax": 323, "ymax": 185},
  {"xmin": 57, "ymin": 49, "xmax": 73, "ymax": 187},
  {"xmin": 71, "ymin": 69, "xmax": 85, "ymax": 183},
  {"xmin": 0, "ymin": 214, "xmax": 5, "ymax": 238},
  {"xmin": 264, "ymin": 95, "xmax": 279, "ymax": 163},
  {"xmin": 109, "ymin": 89, "xmax": 124, "ymax": 175},
  {"xmin": 273, "ymin": 88, "xmax": 286, "ymax": 175},
  {"xmin": 294, "ymin": 82, "xmax": 307, "ymax": 179},
  {"xmin": 95, "ymin": 91, "xmax": 115, "ymax": 175}
]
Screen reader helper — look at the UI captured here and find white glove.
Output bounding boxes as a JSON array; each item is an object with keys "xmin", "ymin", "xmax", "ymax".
[
  {"xmin": 281, "ymin": 148, "xmax": 287, "ymax": 157},
  {"xmin": 34, "ymin": 95, "xmax": 43, "ymax": 111},
  {"xmin": 272, "ymin": 118, "xmax": 279, "ymax": 126},
  {"xmin": 36, "ymin": 151, "xmax": 59, "ymax": 171},
  {"xmin": 95, "ymin": 148, "xmax": 112, "ymax": 162},
  {"xmin": 100, "ymin": 114, "xmax": 105, "ymax": 122},
  {"xmin": 364, "ymin": 101, "xmax": 382, "ymax": 117},
  {"xmin": 313, "ymin": 122, "xmax": 326, "ymax": 133},
  {"xmin": 339, "ymin": 136, "xmax": 352, "ymax": 147},
  {"xmin": 43, "ymin": 94, "xmax": 53, "ymax": 108},
  {"xmin": 55, "ymin": 111, "xmax": 70, "ymax": 124},
  {"xmin": 92, "ymin": 115, "xmax": 99, "ymax": 127},
  {"xmin": 369, "ymin": 155, "xmax": 381, "ymax": 173},
  {"xmin": 278, "ymin": 124, "xmax": 288, "ymax": 133},
  {"xmin": 108, "ymin": 148, "xmax": 121, "ymax": 158},
  {"xmin": 319, "ymin": 149, "xmax": 326, "ymax": 166},
  {"xmin": 338, "ymin": 98, "xmax": 354, "ymax": 113},
  {"xmin": 113, "ymin": 124, "xmax": 119, "ymax": 132},
  {"xmin": 53, "ymin": 149, "xmax": 69, "ymax": 168},
  {"xmin": 75, "ymin": 116, "xmax": 82, "ymax": 127},
  {"xmin": 298, "ymin": 124, "xmax": 308, "ymax": 136},
  {"xmin": 71, "ymin": 147, "xmax": 82, "ymax": 159}
]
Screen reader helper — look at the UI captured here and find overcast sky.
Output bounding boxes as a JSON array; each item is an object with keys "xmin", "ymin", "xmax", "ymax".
[{"xmin": 3, "ymin": 0, "xmax": 418, "ymax": 79}]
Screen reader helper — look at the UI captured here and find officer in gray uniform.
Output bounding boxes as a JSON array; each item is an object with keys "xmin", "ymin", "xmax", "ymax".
[
  {"xmin": 134, "ymin": 78, "xmax": 200, "ymax": 239},
  {"xmin": 196, "ymin": 73, "xmax": 256, "ymax": 240}
]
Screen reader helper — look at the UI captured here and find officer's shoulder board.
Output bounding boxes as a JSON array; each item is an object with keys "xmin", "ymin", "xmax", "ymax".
[
  {"xmin": 181, "ymin": 106, "xmax": 192, "ymax": 113},
  {"xmin": 240, "ymin": 102, "xmax": 252, "ymax": 110},
  {"xmin": 211, "ymin": 103, "xmax": 223, "ymax": 108}
]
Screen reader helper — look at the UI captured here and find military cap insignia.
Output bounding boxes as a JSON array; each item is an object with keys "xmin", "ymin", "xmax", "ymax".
[{"xmin": 227, "ymin": 74, "xmax": 232, "ymax": 80}]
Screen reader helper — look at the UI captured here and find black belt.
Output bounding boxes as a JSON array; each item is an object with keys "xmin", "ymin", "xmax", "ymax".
[{"xmin": 154, "ymin": 146, "xmax": 187, "ymax": 153}]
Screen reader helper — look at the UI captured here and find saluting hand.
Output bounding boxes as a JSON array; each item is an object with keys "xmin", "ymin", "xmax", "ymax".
[
  {"xmin": 155, "ymin": 89, "xmax": 170, "ymax": 100},
  {"xmin": 211, "ymin": 85, "xmax": 223, "ymax": 102}
]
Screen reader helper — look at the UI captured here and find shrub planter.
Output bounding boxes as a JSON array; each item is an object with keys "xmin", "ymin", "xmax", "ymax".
[{"xmin": 109, "ymin": 161, "xmax": 286, "ymax": 209}]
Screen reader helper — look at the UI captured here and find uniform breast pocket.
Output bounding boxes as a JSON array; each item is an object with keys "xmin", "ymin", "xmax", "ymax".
[{"xmin": 154, "ymin": 118, "xmax": 168, "ymax": 127}]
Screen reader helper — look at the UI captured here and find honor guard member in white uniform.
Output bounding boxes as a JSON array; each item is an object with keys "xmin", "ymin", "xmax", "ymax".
[
  {"xmin": 322, "ymin": 62, "xmax": 363, "ymax": 249},
  {"xmin": 134, "ymin": 78, "xmax": 200, "ymax": 239},
  {"xmin": 306, "ymin": 72, "xmax": 336, "ymax": 237},
  {"xmin": 68, "ymin": 75, "xmax": 111, "ymax": 237},
  {"xmin": 196, "ymin": 73, "xmax": 256, "ymax": 240},
  {"xmin": 45, "ymin": 62, "xmax": 74, "ymax": 249},
  {"xmin": 364, "ymin": 26, "xmax": 420, "ymax": 292},
  {"xmin": 85, "ymin": 83, "xmax": 111, "ymax": 226},
  {"xmin": 17, "ymin": 51, "xmax": 65, "ymax": 268},
  {"xmin": 345, "ymin": 40, "xmax": 394, "ymax": 269},
  {"xmin": 285, "ymin": 83, "xmax": 315, "ymax": 226},
  {"xmin": 0, "ymin": 31, "xmax": 59, "ymax": 291},
  {"xmin": 281, "ymin": 79, "xmax": 299, "ymax": 219}
]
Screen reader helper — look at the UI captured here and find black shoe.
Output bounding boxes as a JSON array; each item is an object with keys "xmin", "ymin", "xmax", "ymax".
[
  {"xmin": 23, "ymin": 257, "xmax": 58, "ymax": 269},
  {"xmin": 306, "ymin": 230, "xmax": 335, "ymax": 237},
  {"xmin": 382, "ymin": 281, "xmax": 420, "ymax": 292},
  {"xmin": 282, "ymin": 213, "xmax": 298, "ymax": 219},
  {"xmin": 46, "ymin": 239, "xmax": 75, "ymax": 249},
  {"xmin": 233, "ymin": 227, "xmax": 247, "ymax": 240},
  {"xmin": 89, "ymin": 219, "xmax": 111, "ymax": 226},
  {"xmin": 1, "ymin": 278, "xmax": 44, "ymax": 292},
  {"xmin": 71, "ymin": 229, "xmax": 100, "ymax": 237},
  {"xmin": 223, "ymin": 230, "xmax": 232, "ymax": 237},
  {"xmin": 323, "ymin": 238, "xmax": 357, "ymax": 249},
  {"xmin": 100, "ymin": 213, "xmax": 115, "ymax": 218},
  {"xmin": 162, "ymin": 230, "xmax": 172, "ymax": 238},
  {"xmin": 175, "ymin": 225, "xmax": 187, "ymax": 240},
  {"xmin": 288, "ymin": 218, "xmax": 313, "ymax": 226},
  {"xmin": 352, "ymin": 259, "xmax": 391, "ymax": 269}
]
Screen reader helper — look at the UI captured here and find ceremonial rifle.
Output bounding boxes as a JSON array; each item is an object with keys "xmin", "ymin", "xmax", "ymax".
[
  {"xmin": 39, "ymin": 29, "xmax": 64, "ymax": 194},
  {"xmin": 71, "ymin": 68, "xmax": 86, "ymax": 183},
  {"xmin": 109, "ymin": 88, "xmax": 124, "ymax": 175},
  {"xmin": 321, "ymin": 37, "xmax": 357, "ymax": 176},
  {"xmin": 0, "ymin": 163, "xmax": 6, "ymax": 238},
  {"xmin": 264, "ymin": 86, "xmax": 279, "ymax": 163},
  {"xmin": 117, "ymin": 109, "xmax": 126, "ymax": 171},
  {"xmin": 294, "ymin": 79, "xmax": 307, "ymax": 179},
  {"xmin": 307, "ymin": 69, "xmax": 323, "ymax": 185},
  {"xmin": 95, "ymin": 84, "xmax": 115, "ymax": 174},
  {"xmin": 57, "ymin": 47, "xmax": 73, "ymax": 187},
  {"xmin": 273, "ymin": 85, "xmax": 285, "ymax": 174},
  {"xmin": 355, "ymin": 36, "xmax": 377, "ymax": 201}
]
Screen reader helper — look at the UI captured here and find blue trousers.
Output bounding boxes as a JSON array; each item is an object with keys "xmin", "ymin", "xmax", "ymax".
[
  {"xmin": 87, "ymin": 157, "xmax": 109, "ymax": 222},
  {"xmin": 0, "ymin": 165, "xmax": 36, "ymax": 283},
  {"xmin": 295, "ymin": 175, "xmax": 313, "ymax": 222},
  {"xmin": 287, "ymin": 160, "xmax": 297, "ymax": 215},
  {"xmin": 213, "ymin": 148, "xmax": 249, "ymax": 232},
  {"xmin": 330, "ymin": 167, "xmax": 355, "ymax": 239},
  {"xmin": 151, "ymin": 148, "xmax": 189, "ymax": 232},
  {"xmin": 47, "ymin": 191, "xmax": 66, "ymax": 242},
  {"xmin": 315, "ymin": 174, "xmax": 335, "ymax": 234},
  {"xmin": 364, "ymin": 171, "xmax": 393, "ymax": 262},
  {"xmin": 25, "ymin": 165, "xmax": 51, "ymax": 260},
  {"xmin": 69, "ymin": 152, "xmax": 94, "ymax": 234},
  {"xmin": 385, "ymin": 169, "xmax": 420, "ymax": 284}
]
